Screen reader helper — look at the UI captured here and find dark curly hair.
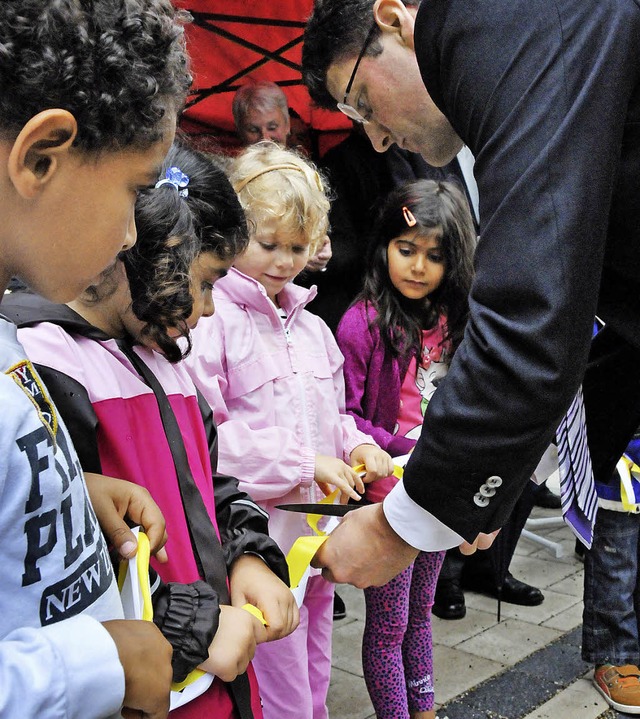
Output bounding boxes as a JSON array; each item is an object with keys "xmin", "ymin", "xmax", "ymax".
[
  {"xmin": 123, "ymin": 138, "xmax": 248, "ymax": 362},
  {"xmin": 0, "ymin": 0, "xmax": 191, "ymax": 151},
  {"xmin": 361, "ymin": 179, "xmax": 476, "ymax": 361}
]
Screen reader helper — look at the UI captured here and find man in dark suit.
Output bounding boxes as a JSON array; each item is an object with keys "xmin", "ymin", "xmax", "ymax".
[{"xmin": 301, "ymin": 0, "xmax": 640, "ymax": 586}]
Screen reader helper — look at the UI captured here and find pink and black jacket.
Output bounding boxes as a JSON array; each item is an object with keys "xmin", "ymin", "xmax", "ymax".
[{"xmin": 6, "ymin": 291, "xmax": 288, "ymax": 719}]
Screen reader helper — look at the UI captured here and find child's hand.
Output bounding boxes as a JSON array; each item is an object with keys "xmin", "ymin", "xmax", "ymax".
[
  {"xmin": 198, "ymin": 604, "xmax": 267, "ymax": 682},
  {"xmin": 85, "ymin": 472, "xmax": 168, "ymax": 563},
  {"xmin": 229, "ymin": 554, "xmax": 299, "ymax": 642},
  {"xmin": 349, "ymin": 445, "xmax": 395, "ymax": 484},
  {"xmin": 315, "ymin": 454, "xmax": 365, "ymax": 501}
]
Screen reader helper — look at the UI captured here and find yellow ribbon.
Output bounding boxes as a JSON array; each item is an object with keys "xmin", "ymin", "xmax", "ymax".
[
  {"xmin": 118, "ymin": 532, "xmax": 266, "ymax": 693},
  {"xmin": 289, "ymin": 463, "xmax": 404, "ymax": 583},
  {"xmin": 120, "ymin": 464, "xmax": 403, "ymax": 692},
  {"xmin": 352, "ymin": 463, "xmax": 404, "ymax": 481},
  {"xmin": 618, "ymin": 456, "xmax": 640, "ymax": 512}
]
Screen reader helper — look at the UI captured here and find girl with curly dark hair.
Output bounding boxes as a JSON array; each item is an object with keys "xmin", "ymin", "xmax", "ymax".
[
  {"xmin": 335, "ymin": 178, "xmax": 476, "ymax": 719},
  {"xmin": 13, "ymin": 140, "xmax": 298, "ymax": 719}
]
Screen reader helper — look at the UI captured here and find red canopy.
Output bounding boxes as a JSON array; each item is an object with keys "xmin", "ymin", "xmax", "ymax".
[{"xmin": 174, "ymin": 1, "xmax": 351, "ymax": 156}]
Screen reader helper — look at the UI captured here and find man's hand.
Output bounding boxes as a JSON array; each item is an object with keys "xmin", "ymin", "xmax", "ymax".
[
  {"xmin": 311, "ymin": 503, "xmax": 418, "ymax": 587},
  {"xmin": 103, "ymin": 619, "xmax": 173, "ymax": 719},
  {"xmin": 229, "ymin": 554, "xmax": 299, "ymax": 642},
  {"xmin": 85, "ymin": 473, "xmax": 168, "ymax": 562},
  {"xmin": 459, "ymin": 529, "xmax": 500, "ymax": 555}
]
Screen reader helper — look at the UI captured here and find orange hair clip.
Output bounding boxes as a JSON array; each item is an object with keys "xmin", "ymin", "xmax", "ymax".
[{"xmin": 402, "ymin": 206, "xmax": 417, "ymax": 227}]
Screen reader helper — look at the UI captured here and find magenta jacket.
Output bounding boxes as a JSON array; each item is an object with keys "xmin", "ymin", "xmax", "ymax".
[{"xmin": 336, "ymin": 300, "xmax": 417, "ymax": 458}]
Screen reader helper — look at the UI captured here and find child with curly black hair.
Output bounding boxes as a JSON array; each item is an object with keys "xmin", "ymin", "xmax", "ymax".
[
  {"xmin": 9, "ymin": 140, "xmax": 298, "ymax": 719},
  {"xmin": 0, "ymin": 2, "xmax": 190, "ymax": 717}
]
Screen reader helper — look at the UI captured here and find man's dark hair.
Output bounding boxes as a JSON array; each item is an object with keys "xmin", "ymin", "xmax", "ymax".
[
  {"xmin": 303, "ymin": 0, "xmax": 418, "ymax": 110},
  {"xmin": 0, "ymin": 0, "xmax": 191, "ymax": 152},
  {"xmin": 302, "ymin": 0, "xmax": 383, "ymax": 110}
]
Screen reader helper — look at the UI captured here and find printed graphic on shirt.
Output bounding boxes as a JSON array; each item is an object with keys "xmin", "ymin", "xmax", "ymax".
[
  {"xmin": 16, "ymin": 409, "xmax": 115, "ymax": 625},
  {"xmin": 8, "ymin": 360, "xmax": 58, "ymax": 446},
  {"xmin": 399, "ymin": 339, "xmax": 449, "ymax": 441}
]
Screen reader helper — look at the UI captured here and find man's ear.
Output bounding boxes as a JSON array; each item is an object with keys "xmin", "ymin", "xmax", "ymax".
[
  {"xmin": 373, "ymin": 0, "xmax": 416, "ymax": 50},
  {"xmin": 7, "ymin": 109, "xmax": 78, "ymax": 200}
]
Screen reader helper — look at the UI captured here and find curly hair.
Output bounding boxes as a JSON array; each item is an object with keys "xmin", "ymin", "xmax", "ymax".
[
  {"xmin": 122, "ymin": 139, "xmax": 248, "ymax": 362},
  {"xmin": 229, "ymin": 141, "xmax": 330, "ymax": 256},
  {"xmin": 361, "ymin": 179, "xmax": 476, "ymax": 360},
  {"xmin": 0, "ymin": 0, "xmax": 191, "ymax": 151}
]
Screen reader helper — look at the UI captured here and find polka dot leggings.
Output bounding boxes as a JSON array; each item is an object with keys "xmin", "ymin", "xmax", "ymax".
[{"xmin": 362, "ymin": 550, "xmax": 445, "ymax": 718}]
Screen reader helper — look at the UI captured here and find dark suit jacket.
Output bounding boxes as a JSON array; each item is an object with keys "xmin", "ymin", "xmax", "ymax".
[{"xmin": 405, "ymin": 0, "xmax": 640, "ymax": 540}]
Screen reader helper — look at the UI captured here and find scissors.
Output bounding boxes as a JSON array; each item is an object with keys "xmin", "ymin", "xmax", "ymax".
[
  {"xmin": 275, "ymin": 502, "xmax": 359, "ymax": 516},
  {"xmin": 276, "ymin": 463, "xmax": 404, "ymax": 516}
]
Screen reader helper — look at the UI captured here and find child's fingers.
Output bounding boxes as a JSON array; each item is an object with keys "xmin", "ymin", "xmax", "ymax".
[
  {"xmin": 350, "ymin": 467, "xmax": 366, "ymax": 495},
  {"xmin": 251, "ymin": 615, "xmax": 269, "ymax": 645},
  {"xmin": 334, "ymin": 472, "xmax": 362, "ymax": 501}
]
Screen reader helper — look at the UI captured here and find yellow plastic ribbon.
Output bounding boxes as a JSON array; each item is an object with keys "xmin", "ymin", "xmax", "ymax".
[
  {"xmin": 306, "ymin": 488, "xmax": 341, "ymax": 535},
  {"xmin": 618, "ymin": 456, "xmax": 640, "ymax": 512},
  {"xmin": 352, "ymin": 463, "xmax": 405, "ymax": 481},
  {"xmin": 286, "ymin": 535, "xmax": 329, "ymax": 589},
  {"xmin": 289, "ymin": 464, "xmax": 404, "ymax": 586},
  {"xmin": 121, "ymin": 464, "xmax": 404, "ymax": 693},
  {"xmin": 118, "ymin": 531, "xmax": 266, "ymax": 694},
  {"xmin": 117, "ymin": 530, "xmax": 153, "ymax": 622}
]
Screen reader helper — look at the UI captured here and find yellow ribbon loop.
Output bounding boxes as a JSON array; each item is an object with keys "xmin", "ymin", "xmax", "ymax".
[
  {"xmin": 118, "ymin": 531, "xmax": 265, "ymax": 695},
  {"xmin": 306, "ymin": 488, "xmax": 341, "ymax": 535},
  {"xmin": 286, "ymin": 535, "xmax": 329, "ymax": 589}
]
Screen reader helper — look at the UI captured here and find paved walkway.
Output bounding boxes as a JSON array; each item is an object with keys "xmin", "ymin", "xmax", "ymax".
[{"xmin": 327, "ymin": 500, "xmax": 628, "ymax": 719}]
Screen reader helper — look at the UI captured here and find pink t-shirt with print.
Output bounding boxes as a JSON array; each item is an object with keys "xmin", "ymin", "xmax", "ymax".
[{"xmin": 365, "ymin": 315, "xmax": 450, "ymax": 503}]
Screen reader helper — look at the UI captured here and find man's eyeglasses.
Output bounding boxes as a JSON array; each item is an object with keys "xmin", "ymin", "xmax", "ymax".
[{"xmin": 336, "ymin": 24, "xmax": 377, "ymax": 124}]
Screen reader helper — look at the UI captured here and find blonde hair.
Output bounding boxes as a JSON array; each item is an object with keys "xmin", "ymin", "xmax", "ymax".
[{"xmin": 229, "ymin": 141, "xmax": 330, "ymax": 255}]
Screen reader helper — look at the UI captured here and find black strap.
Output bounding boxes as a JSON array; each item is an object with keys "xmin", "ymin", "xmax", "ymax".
[{"xmin": 118, "ymin": 341, "xmax": 254, "ymax": 719}]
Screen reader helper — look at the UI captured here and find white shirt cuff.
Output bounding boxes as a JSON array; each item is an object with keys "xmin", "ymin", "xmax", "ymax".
[{"xmin": 383, "ymin": 480, "xmax": 465, "ymax": 551}]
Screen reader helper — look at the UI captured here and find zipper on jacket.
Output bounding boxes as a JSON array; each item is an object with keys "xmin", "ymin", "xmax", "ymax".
[{"xmin": 281, "ymin": 313, "xmax": 314, "ymax": 457}]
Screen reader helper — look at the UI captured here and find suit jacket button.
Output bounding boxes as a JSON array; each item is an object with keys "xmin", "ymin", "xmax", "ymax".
[
  {"xmin": 473, "ymin": 492, "xmax": 490, "ymax": 507},
  {"xmin": 487, "ymin": 475, "xmax": 503, "ymax": 488},
  {"xmin": 479, "ymin": 484, "xmax": 496, "ymax": 498}
]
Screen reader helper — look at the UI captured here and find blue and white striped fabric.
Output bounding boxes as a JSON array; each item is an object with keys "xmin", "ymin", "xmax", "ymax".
[{"xmin": 556, "ymin": 387, "xmax": 598, "ymax": 548}]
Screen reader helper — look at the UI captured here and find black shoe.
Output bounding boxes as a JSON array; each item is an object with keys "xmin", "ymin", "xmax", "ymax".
[
  {"xmin": 534, "ymin": 484, "xmax": 562, "ymax": 509},
  {"xmin": 463, "ymin": 572, "xmax": 544, "ymax": 606},
  {"xmin": 432, "ymin": 578, "xmax": 466, "ymax": 619},
  {"xmin": 333, "ymin": 591, "xmax": 347, "ymax": 621}
]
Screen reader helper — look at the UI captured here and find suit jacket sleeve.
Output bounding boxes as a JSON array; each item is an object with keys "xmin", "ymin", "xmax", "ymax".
[{"xmin": 406, "ymin": 0, "xmax": 640, "ymax": 540}]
